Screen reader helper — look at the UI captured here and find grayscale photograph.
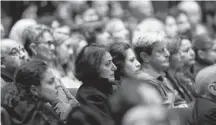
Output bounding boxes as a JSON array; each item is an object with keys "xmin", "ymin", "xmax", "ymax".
[{"xmin": 1, "ymin": 1, "xmax": 216, "ymax": 125}]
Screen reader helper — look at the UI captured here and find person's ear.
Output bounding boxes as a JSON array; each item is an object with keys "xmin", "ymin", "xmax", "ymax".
[
  {"xmin": 29, "ymin": 43, "xmax": 37, "ymax": 55},
  {"xmin": 30, "ymin": 85, "xmax": 39, "ymax": 97},
  {"xmin": 208, "ymin": 82, "xmax": 216, "ymax": 96},
  {"xmin": 197, "ymin": 50, "xmax": 205, "ymax": 60},
  {"xmin": 140, "ymin": 52, "xmax": 150, "ymax": 63}
]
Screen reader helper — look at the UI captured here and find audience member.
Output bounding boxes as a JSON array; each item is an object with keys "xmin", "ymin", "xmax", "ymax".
[
  {"xmin": 166, "ymin": 37, "xmax": 195, "ymax": 104},
  {"xmin": 105, "ymin": 18, "xmax": 129, "ymax": 43},
  {"xmin": 9, "ymin": 18, "xmax": 37, "ymax": 45},
  {"xmin": 1, "ymin": 60, "xmax": 64, "ymax": 125},
  {"xmin": 108, "ymin": 42, "xmax": 141, "ymax": 82},
  {"xmin": 1, "ymin": 39, "xmax": 29, "ymax": 84},
  {"xmin": 75, "ymin": 43, "xmax": 116, "ymax": 125},
  {"xmin": 192, "ymin": 33, "xmax": 216, "ymax": 77},
  {"xmin": 134, "ymin": 32, "xmax": 178, "ymax": 107}
]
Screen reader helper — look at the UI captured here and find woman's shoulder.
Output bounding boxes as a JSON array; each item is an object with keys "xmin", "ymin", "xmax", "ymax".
[{"xmin": 76, "ymin": 85, "xmax": 108, "ymax": 102}]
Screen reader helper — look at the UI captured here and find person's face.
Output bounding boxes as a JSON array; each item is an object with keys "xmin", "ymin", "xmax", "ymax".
[
  {"xmin": 176, "ymin": 13, "xmax": 191, "ymax": 34},
  {"xmin": 137, "ymin": 1, "xmax": 154, "ymax": 17},
  {"xmin": 112, "ymin": 21, "xmax": 129, "ymax": 42},
  {"xmin": 202, "ymin": 42, "xmax": 216, "ymax": 64},
  {"xmin": 98, "ymin": 52, "xmax": 117, "ymax": 82},
  {"xmin": 123, "ymin": 49, "xmax": 141, "ymax": 78},
  {"xmin": 37, "ymin": 68, "xmax": 58, "ymax": 103},
  {"xmin": 96, "ymin": 31, "xmax": 110, "ymax": 45},
  {"xmin": 83, "ymin": 9, "xmax": 99, "ymax": 22},
  {"xmin": 35, "ymin": 31, "xmax": 55, "ymax": 61},
  {"xmin": 56, "ymin": 38, "xmax": 74, "ymax": 65},
  {"xmin": 149, "ymin": 42, "xmax": 170, "ymax": 71},
  {"xmin": 165, "ymin": 16, "xmax": 178, "ymax": 37},
  {"xmin": 179, "ymin": 39, "xmax": 195, "ymax": 66},
  {"xmin": 1, "ymin": 42, "xmax": 29, "ymax": 70},
  {"xmin": 110, "ymin": 2, "xmax": 124, "ymax": 19},
  {"xmin": 186, "ymin": 8, "xmax": 201, "ymax": 26},
  {"xmin": 93, "ymin": 1, "xmax": 108, "ymax": 17}
]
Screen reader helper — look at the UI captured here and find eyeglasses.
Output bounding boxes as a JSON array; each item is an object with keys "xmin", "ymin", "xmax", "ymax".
[{"xmin": 1, "ymin": 47, "xmax": 26, "ymax": 59}]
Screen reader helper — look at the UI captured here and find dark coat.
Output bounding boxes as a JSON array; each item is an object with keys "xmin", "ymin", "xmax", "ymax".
[
  {"xmin": 1, "ymin": 83, "xmax": 64, "ymax": 125},
  {"xmin": 173, "ymin": 97, "xmax": 216, "ymax": 125},
  {"xmin": 76, "ymin": 77, "xmax": 114, "ymax": 125},
  {"xmin": 165, "ymin": 71, "xmax": 195, "ymax": 104}
]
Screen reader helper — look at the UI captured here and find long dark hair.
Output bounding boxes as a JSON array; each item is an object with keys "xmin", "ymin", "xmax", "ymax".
[
  {"xmin": 108, "ymin": 42, "xmax": 131, "ymax": 80},
  {"xmin": 74, "ymin": 43, "xmax": 107, "ymax": 83}
]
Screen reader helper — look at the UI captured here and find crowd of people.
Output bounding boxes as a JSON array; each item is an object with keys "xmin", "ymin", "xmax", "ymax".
[{"xmin": 1, "ymin": 1, "xmax": 216, "ymax": 125}]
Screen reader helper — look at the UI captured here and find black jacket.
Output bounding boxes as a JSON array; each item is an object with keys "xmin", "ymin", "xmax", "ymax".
[
  {"xmin": 172, "ymin": 97, "xmax": 216, "ymax": 125},
  {"xmin": 76, "ymin": 77, "xmax": 114, "ymax": 125}
]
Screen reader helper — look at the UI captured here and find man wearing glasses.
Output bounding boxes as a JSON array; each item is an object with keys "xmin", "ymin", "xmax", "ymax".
[{"xmin": 1, "ymin": 39, "xmax": 29, "ymax": 87}]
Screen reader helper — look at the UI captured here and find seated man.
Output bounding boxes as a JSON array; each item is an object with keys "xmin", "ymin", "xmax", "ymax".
[
  {"xmin": 192, "ymin": 33, "xmax": 216, "ymax": 77},
  {"xmin": 1, "ymin": 39, "xmax": 29, "ymax": 86},
  {"xmin": 134, "ymin": 32, "xmax": 185, "ymax": 107}
]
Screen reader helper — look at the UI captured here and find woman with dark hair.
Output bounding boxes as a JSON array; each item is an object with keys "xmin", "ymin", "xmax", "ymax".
[
  {"xmin": 166, "ymin": 36, "xmax": 195, "ymax": 104},
  {"xmin": 1, "ymin": 60, "xmax": 64, "ymax": 125},
  {"xmin": 108, "ymin": 42, "xmax": 141, "ymax": 82},
  {"xmin": 75, "ymin": 43, "xmax": 117, "ymax": 125}
]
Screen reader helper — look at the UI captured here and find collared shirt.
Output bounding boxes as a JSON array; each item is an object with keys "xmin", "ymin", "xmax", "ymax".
[
  {"xmin": 144, "ymin": 66, "xmax": 186, "ymax": 107},
  {"xmin": 144, "ymin": 67, "xmax": 170, "ymax": 102}
]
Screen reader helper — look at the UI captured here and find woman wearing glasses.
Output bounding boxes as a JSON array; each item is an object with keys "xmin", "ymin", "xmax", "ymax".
[{"xmin": 22, "ymin": 24, "xmax": 79, "ymax": 121}]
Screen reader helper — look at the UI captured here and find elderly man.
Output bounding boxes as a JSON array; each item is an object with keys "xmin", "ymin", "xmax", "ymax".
[
  {"xmin": 191, "ymin": 65, "xmax": 216, "ymax": 124},
  {"xmin": 1, "ymin": 39, "xmax": 29, "ymax": 86},
  {"xmin": 133, "ymin": 32, "xmax": 186, "ymax": 107},
  {"xmin": 192, "ymin": 33, "xmax": 216, "ymax": 77}
]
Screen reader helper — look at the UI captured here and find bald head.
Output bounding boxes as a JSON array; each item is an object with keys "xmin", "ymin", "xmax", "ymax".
[{"xmin": 194, "ymin": 64, "xmax": 216, "ymax": 98}]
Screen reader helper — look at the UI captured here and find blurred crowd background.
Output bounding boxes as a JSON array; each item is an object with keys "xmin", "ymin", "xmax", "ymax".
[{"xmin": 1, "ymin": 1, "xmax": 216, "ymax": 125}]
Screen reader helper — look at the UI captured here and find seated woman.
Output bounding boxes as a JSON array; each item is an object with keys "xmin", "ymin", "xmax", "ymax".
[
  {"xmin": 75, "ymin": 43, "xmax": 117, "ymax": 125},
  {"xmin": 166, "ymin": 36, "xmax": 195, "ymax": 104},
  {"xmin": 52, "ymin": 30, "xmax": 82, "ymax": 89},
  {"xmin": 23, "ymin": 24, "xmax": 79, "ymax": 121},
  {"xmin": 108, "ymin": 42, "xmax": 142, "ymax": 83},
  {"xmin": 1, "ymin": 60, "xmax": 64, "ymax": 125}
]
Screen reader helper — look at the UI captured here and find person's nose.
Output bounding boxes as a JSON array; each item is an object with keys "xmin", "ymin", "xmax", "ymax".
[
  {"xmin": 135, "ymin": 60, "xmax": 141, "ymax": 69},
  {"xmin": 164, "ymin": 48, "xmax": 170, "ymax": 57},
  {"xmin": 112, "ymin": 62, "xmax": 117, "ymax": 71},
  {"xmin": 19, "ymin": 51, "xmax": 27, "ymax": 60}
]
